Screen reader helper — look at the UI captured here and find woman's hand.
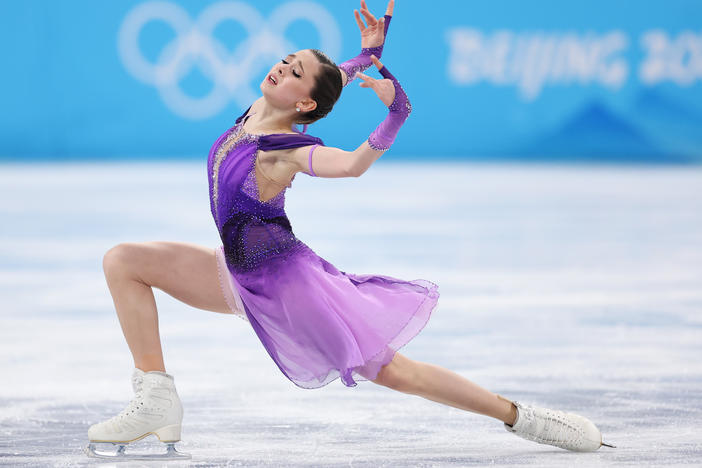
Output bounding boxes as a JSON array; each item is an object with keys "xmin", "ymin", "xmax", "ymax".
[
  {"xmin": 354, "ymin": 0, "xmax": 394, "ymax": 49},
  {"xmin": 357, "ymin": 55, "xmax": 395, "ymax": 107}
]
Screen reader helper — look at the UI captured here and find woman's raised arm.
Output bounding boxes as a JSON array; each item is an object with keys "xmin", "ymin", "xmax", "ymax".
[
  {"xmin": 289, "ymin": 55, "xmax": 410, "ymax": 179},
  {"xmin": 338, "ymin": 0, "xmax": 393, "ymax": 87}
]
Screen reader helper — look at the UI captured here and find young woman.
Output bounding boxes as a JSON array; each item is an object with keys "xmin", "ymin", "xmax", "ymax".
[{"xmin": 86, "ymin": 0, "xmax": 613, "ymax": 460}]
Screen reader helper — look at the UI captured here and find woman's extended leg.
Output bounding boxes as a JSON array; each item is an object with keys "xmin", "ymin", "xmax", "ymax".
[
  {"xmin": 369, "ymin": 352, "xmax": 517, "ymax": 425},
  {"xmin": 369, "ymin": 354, "xmax": 610, "ymax": 452},
  {"xmin": 102, "ymin": 241, "xmax": 232, "ymax": 373}
]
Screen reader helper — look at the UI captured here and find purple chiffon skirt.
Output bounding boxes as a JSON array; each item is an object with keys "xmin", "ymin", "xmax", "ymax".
[
  {"xmin": 214, "ymin": 244, "xmax": 249, "ymax": 321},
  {"xmin": 214, "ymin": 243, "xmax": 440, "ymax": 389}
]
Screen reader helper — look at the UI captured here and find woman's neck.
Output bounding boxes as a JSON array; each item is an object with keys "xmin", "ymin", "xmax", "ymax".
[{"xmin": 248, "ymin": 100, "xmax": 296, "ymax": 134}]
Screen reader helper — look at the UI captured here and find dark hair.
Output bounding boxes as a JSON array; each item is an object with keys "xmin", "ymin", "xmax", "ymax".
[{"xmin": 295, "ymin": 49, "xmax": 343, "ymax": 125}]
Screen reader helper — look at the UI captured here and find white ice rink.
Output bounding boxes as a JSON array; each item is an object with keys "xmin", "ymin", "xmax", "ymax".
[{"xmin": 1, "ymin": 161, "xmax": 701, "ymax": 466}]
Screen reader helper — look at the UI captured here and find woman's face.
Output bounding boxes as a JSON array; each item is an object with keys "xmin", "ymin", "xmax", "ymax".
[{"xmin": 260, "ymin": 49, "xmax": 320, "ymax": 112}]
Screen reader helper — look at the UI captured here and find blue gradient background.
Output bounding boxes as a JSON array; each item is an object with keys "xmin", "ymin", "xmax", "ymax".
[{"xmin": 1, "ymin": 0, "xmax": 701, "ymax": 162}]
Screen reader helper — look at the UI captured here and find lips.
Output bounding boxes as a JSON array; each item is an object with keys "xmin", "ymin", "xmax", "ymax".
[{"xmin": 268, "ymin": 74, "xmax": 277, "ymax": 85}]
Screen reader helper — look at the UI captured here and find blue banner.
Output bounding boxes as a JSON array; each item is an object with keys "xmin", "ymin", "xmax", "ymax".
[{"xmin": 1, "ymin": 0, "xmax": 701, "ymax": 162}]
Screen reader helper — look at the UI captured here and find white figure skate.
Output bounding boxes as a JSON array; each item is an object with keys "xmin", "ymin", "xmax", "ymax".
[
  {"xmin": 85, "ymin": 368, "xmax": 191, "ymax": 460},
  {"xmin": 501, "ymin": 397, "xmax": 615, "ymax": 451}
]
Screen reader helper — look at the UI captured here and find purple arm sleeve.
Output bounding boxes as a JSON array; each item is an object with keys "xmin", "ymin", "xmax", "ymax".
[
  {"xmin": 367, "ymin": 65, "xmax": 412, "ymax": 151},
  {"xmin": 338, "ymin": 14, "xmax": 392, "ymax": 87}
]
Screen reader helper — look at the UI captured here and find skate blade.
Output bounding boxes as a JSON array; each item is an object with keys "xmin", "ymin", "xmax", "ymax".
[
  {"xmin": 85, "ymin": 442, "xmax": 191, "ymax": 460},
  {"xmin": 601, "ymin": 441, "xmax": 616, "ymax": 448}
]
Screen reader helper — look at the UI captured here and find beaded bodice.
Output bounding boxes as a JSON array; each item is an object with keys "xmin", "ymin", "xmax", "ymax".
[
  {"xmin": 207, "ymin": 105, "xmax": 324, "ymax": 273},
  {"xmin": 210, "ymin": 118, "xmax": 287, "ymax": 221}
]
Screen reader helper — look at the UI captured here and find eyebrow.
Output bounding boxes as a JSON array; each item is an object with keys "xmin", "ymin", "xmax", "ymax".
[{"xmin": 287, "ymin": 53, "xmax": 305, "ymax": 75}]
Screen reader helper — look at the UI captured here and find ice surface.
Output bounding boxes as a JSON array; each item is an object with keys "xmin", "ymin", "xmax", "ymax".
[{"xmin": 1, "ymin": 161, "xmax": 701, "ymax": 466}]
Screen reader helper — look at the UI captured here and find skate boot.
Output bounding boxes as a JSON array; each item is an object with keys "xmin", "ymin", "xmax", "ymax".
[
  {"xmin": 501, "ymin": 397, "xmax": 615, "ymax": 452},
  {"xmin": 85, "ymin": 369, "xmax": 191, "ymax": 460}
]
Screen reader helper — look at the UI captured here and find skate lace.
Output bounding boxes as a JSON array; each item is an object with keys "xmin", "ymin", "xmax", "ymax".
[
  {"xmin": 132, "ymin": 373, "xmax": 144, "ymax": 394},
  {"xmin": 106, "ymin": 379, "xmax": 147, "ymax": 427},
  {"xmin": 521, "ymin": 405, "xmax": 585, "ymax": 449}
]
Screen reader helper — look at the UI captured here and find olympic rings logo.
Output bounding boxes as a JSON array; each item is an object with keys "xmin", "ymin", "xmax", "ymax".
[{"xmin": 117, "ymin": 1, "xmax": 341, "ymax": 119}]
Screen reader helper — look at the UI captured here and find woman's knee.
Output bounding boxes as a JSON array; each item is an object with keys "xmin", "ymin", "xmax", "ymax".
[
  {"xmin": 102, "ymin": 242, "xmax": 140, "ymax": 276},
  {"xmin": 370, "ymin": 352, "xmax": 421, "ymax": 392}
]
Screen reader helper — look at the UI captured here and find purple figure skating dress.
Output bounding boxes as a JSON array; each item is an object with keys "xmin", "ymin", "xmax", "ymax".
[{"xmin": 207, "ymin": 104, "xmax": 439, "ymax": 389}]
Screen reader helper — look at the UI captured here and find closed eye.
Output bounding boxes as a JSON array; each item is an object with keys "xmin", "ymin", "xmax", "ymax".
[{"xmin": 281, "ymin": 59, "xmax": 301, "ymax": 78}]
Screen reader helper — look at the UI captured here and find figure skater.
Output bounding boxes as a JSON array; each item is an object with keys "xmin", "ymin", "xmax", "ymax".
[{"xmin": 86, "ymin": 0, "xmax": 613, "ymax": 460}]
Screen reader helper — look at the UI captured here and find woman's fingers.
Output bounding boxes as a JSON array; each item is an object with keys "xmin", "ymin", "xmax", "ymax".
[
  {"xmin": 357, "ymin": 73, "xmax": 371, "ymax": 87},
  {"xmin": 385, "ymin": 0, "xmax": 394, "ymax": 16},
  {"xmin": 356, "ymin": 72, "xmax": 373, "ymax": 82},
  {"xmin": 354, "ymin": 9, "xmax": 365, "ymax": 31},
  {"xmin": 360, "ymin": 6, "xmax": 377, "ymax": 25},
  {"xmin": 360, "ymin": 0, "xmax": 377, "ymax": 24},
  {"xmin": 370, "ymin": 54, "xmax": 384, "ymax": 70},
  {"xmin": 356, "ymin": 72, "xmax": 376, "ymax": 88},
  {"xmin": 358, "ymin": 72, "xmax": 395, "ymax": 105},
  {"xmin": 361, "ymin": 0, "xmax": 373, "ymax": 16}
]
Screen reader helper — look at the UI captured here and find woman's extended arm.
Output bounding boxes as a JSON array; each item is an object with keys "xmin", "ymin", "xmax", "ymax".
[
  {"xmin": 292, "ymin": 142, "xmax": 377, "ymax": 179},
  {"xmin": 338, "ymin": 0, "xmax": 393, "ymax": 87},
  {"xmin": 290, "ymin": 55, "xmax": 410, "ymax": 178}
]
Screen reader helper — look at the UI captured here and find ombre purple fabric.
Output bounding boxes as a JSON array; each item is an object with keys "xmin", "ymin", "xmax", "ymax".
[
  {"xmin": 368, "ymin": 64, "xmax": 412, "ymax": 150},
  {"xmin": 207, "ymin": 105, "xmax": 440, "ymax": 389}
]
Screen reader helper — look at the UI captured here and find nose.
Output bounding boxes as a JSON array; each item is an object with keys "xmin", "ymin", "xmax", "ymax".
[{"xmin": 278, "ymin": 60, "xmax": 293, "ymax": 75}]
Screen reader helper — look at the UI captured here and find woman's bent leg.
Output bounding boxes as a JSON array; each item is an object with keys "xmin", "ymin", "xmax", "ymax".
[{"xmin": 102, "ymin": 241, "xmax": 231, "ymax": 373}]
